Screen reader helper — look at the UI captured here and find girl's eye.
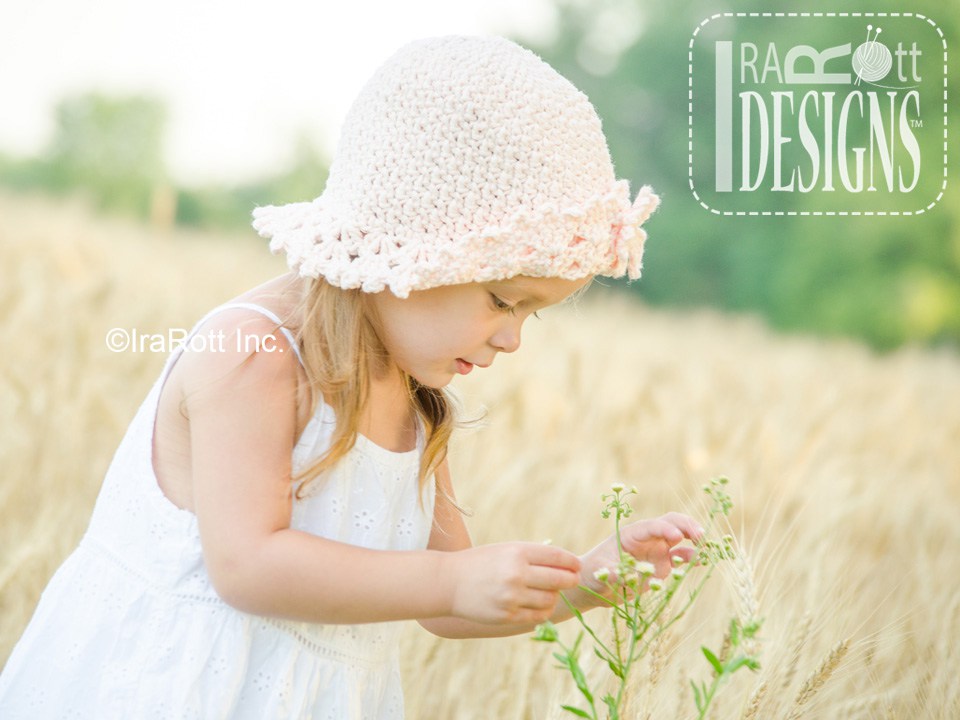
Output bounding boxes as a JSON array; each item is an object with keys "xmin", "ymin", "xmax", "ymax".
[{"xmin": 491, "ymin": 294, "xmax": 517, "ymax": 314}]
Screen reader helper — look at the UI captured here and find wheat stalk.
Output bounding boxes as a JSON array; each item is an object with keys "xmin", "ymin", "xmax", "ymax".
[
  {"xmin": 715, "ymin": 627, "xmax": 732, "ymax": 665},
  {"xmin": 780, "ymin": 612, "xmax": 813, "ymax": 693},
  {"xmin": 786, "ymin": 639, "xmax": 850, "ymax": 719},
  {"xmin": 728, "ymin": 544, "xmax": 761, "ymax": 656},
  {"xmin": 740, "ymin": 680, "xmax": 766, "ymax": 720},
  {"xmin": 647, "ymin": 627, "xmax": 671, "ymax": 689},
  {"xmin": 632, "ymin": 627, "xmax": 676, "ymax": 719}
]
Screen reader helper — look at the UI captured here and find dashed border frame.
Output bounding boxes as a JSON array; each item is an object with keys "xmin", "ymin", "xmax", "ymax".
[{"xmin": 688, "ymin": 12, "xmax": 948, "ymax": 217}]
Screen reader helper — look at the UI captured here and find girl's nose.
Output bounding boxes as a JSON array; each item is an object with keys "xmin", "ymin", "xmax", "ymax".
[{"xmin": 490, "ymin": 320, "xmax": 522, "ymax": 353}]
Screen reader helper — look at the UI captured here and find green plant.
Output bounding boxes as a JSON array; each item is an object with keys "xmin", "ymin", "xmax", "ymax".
[{"xmin": 533, "ymin": 478, "xmax": 761, "ymax": 719}]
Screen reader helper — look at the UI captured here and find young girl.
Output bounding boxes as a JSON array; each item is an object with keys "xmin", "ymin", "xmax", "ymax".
[{"xmin": 0, "ymin": 35, "xmax": 702, "ymax": 718}]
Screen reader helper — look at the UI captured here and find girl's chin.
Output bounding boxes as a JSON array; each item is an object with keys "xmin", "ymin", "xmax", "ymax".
[
  {"xmin": 419, "ymin": 376, "xmax": 454, "ymax": 390},
  {"xmin": 404, "ymin": 368, "xmax": 454, "ymax": 390}
]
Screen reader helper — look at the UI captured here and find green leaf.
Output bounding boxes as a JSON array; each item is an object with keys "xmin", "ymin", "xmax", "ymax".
[
  {"xmin": 569, "ymin": 656, "xmax": 594, "ymax": 705},
  {"xmin": 602, "ymin": 694, "xmax": 620, "ymax": 720},
  {"xmin": 560, "ymin": 705, "xmax": 592, "ymax": 719},
  {"xmin": 607, "ymin": 658, "xmax": 625, "ymax": 679},
  {"xmin": 724, "ymin": 656, "xmax": 752, "ymax": 674},
  {"xmin": 568, "ymin": 603, "xmax": 586, "ymax": 624},
  {"xmin": 729, "ymin": 618, "xmax": 740, "ymax": 647},
  {"xmin": 592, "ymin": 645, "xmax": 620, "ymax": 674},
  {"xmin": 691, "ymin": 680, "xmax": 703, "ymax": 711},
  {"xmin": 702, "ymin": 646, "xmax": 723, "ymax": 676}
]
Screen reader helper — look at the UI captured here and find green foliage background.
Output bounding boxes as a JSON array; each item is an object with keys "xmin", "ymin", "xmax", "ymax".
[
  {"xmin": 0, "ymin": 95, "xmax": 329, "ymax": 231},
  {"xmin": 522, "ymin": 0, "xmax": 959, "ymax": 350},
  {"xmin": 1, "ymin": 0, "xmax": 956, "ymax": 351}
]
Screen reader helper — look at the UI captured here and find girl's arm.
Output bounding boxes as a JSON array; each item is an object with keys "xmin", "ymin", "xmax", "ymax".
[
  {"xmin": 419, "ymin": 460, "xmax": 704, "ymax": 639},
  {"xmin": 417, "ymin": 459, "xmax": 577, "ymax": 639},
  {"xmin": 183, "ymin": 311, "xmax": 580, "ymax": 626}
]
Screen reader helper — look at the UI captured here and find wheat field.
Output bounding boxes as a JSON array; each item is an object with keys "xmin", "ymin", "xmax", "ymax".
[{"xmin": 1, "ymin": 190, "xmax": 958, "ymax": 719}]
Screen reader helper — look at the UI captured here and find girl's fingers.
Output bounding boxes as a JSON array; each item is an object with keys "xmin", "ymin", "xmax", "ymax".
[
  {"xmin": 660, "ymin": 512, "xmax": 707, "ymax": 542},
  {"xmin": 519, "ymin": 587, "xmax": 562, "ymax": 611},
  {"xmin": 619, "ymin": 514, "xmax": 706, "ymax": 571},
  {"xmin": 526, "ymin": 565, "xmax": 580, "ymax": 591},
  {"xmin": 624, "ymin": 519, "xmax": 683, "ymax": 547},
  {"xmin": 625, "ymin": 514, "xmax": 705, "ymax": 545},
  {"xmin": 527, "ymin": 544, "xmax": 582, "ymax": 573}
]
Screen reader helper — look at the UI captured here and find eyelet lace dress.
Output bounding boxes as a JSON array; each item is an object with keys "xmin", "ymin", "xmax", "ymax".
[{"xmin": 0, "ymin": 303, "xmax": 435, "ymax": 719}]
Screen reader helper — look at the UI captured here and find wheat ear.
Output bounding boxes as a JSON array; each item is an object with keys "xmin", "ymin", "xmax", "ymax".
[
  {"xmin": 740, "ymin": 680, "xmax": 767, "ymax": 720},
  {"xmin": 786, "ymin": 639, "xmax": 850, "ymax": 719}
]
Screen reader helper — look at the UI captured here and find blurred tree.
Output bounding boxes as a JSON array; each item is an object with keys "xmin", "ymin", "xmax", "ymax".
[
  {"xmin": 175, "ymin": 130, "xmax": 328, "ymax": 231},
  {"xmin": 44, "ymin": 93, "xmax": 169, "ymax": 219},
  {"xmin": 0, "ymin": 94, "xmax": 329, "ymax": 234}
]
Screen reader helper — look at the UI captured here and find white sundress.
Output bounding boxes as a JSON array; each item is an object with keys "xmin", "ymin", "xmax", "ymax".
[{"xmin": 0, "ymin": 302, "xmax": 436, "ymax": 719}]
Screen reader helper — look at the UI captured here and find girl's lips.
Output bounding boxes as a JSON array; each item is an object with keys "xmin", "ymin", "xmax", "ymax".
[{"xmin": 455, "ymin": 359, "xmax": 474, "ymax": 375}]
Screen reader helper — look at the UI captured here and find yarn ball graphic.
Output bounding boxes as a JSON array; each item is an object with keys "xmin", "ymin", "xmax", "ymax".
[{"xmin": 852, "ymin": 26, "xmax": 893, "ymax": 83}]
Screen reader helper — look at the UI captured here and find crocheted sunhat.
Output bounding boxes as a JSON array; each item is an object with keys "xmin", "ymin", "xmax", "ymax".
[{"xmin": 252, "ymin": 35, "xmax": 659, "ymax": 298}]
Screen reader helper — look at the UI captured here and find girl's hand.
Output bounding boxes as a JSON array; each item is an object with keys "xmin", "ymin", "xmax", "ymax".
[
  {"xmin": 579, "ymin": 512, "xmax": 704, "ymax": 605},
  {"xmin": 445, "ymin": 542, "xmax": 582, "ymax": 625}
]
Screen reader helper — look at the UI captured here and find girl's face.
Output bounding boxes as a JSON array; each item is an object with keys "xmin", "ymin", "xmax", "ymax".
[{"xmin": 368, "ymin": 275, "xmax": 591, "ymax": 389}]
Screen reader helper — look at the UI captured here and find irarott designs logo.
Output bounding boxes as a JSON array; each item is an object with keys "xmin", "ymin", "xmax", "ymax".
[{"xmin": 689, "ymin": 13, "xmax": 947, "ymax": 216}]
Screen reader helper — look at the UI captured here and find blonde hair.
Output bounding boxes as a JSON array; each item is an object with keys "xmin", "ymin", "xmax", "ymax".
[{"xmin": 283, "ymin": 278, "xmax": 458, "ymax": 503}]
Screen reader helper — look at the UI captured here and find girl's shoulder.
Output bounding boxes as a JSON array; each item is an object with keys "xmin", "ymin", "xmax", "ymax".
[
  {"xmin": 168, "ymin": 281, "xmax": 311, "ymax": 433},
  {"xmin": 225, "ymin": 275, "xmax": 305, "ymax": 339},
  {"xmin": 179, "ymin": 273, "xmax": 306, "ymax": 384},
  {"xmin": 168, "ymin": 308, "xmax": 301, "ymax": 421}
]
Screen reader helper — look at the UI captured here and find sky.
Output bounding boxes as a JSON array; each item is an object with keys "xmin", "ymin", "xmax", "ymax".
[{"xmin": 1, "ymin": 0, "xmax": 556, "ymax": 185}]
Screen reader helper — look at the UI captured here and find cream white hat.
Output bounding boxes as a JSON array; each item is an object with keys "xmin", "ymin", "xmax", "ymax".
[{"xmin": 252, "ymin": 35, "xmax": 659, "ymax": 298}]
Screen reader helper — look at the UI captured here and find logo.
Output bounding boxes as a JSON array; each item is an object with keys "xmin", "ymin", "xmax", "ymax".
[{"xmin": 689, "ymin": 13, "xmax": 947, "ymax": 216}]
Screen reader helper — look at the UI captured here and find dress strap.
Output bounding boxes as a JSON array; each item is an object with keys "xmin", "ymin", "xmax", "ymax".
[
  {"xmin": 215, "ymin": 302, "xmax": 304, "ymax": 367},
  {"xmin": 156, "ymin": 302, "xmax": 304, "ymax": 388}
]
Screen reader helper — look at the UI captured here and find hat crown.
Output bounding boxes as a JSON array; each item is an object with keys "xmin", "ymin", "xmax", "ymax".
[{"xmin": 326, "ymin": 35, "xmax": 615, "ymax": 239}]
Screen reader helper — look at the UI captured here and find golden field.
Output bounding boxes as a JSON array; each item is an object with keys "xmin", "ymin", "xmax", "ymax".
[{"xmin": 1, "ymin": 190, "xmax": 958, "ymax": 718}]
